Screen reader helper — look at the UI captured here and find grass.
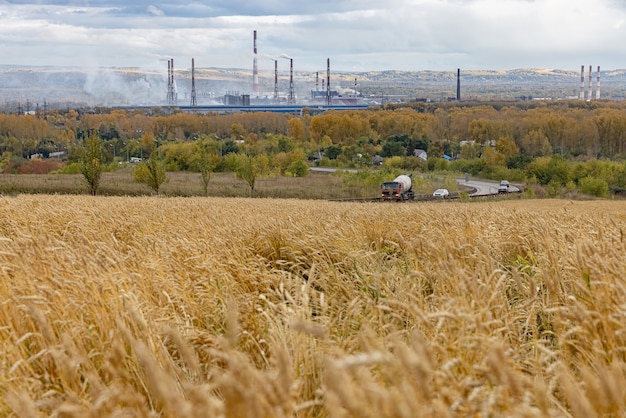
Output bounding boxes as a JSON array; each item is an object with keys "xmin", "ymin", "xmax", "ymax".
[
  {"xmin": 0, "ymin": 168, "xmax": 460, "ymax": 199},
  {"xmin": 0, "ymin": 169, "xmax": 380, "ymax": 199},
  {"xmin": 1, "ymin": 196, "xmax": 625, "ymax": 417}
]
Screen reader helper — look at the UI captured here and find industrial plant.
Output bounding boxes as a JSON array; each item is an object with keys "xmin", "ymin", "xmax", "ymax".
[
  {"xmin": 1, "ymin": 28, "xmax": 625, "ymax": 113},
  {"xmin": 171, "ymin": 31, "xmax": 374, "ymax": 113},
  {"xmin": 157, "ymin": 30, "xmax": 616, "ymax": 114}
]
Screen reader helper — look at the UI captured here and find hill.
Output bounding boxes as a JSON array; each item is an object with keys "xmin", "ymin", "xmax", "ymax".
[{"xmin": 1, "ymin": 66, "xmax": 625, "ymax": 109}]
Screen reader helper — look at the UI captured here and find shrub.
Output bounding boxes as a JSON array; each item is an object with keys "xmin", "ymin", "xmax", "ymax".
[
  {"xmin": 13, "ymin": 159, "xmax": 64, "ymax": 174},
  {"xmin": 578, "ymin": 176, "xmax": 609, "ymax": 197},
  {"xmin": 285, "ymin": 159, "xmax": 309, "ymax": 177}
]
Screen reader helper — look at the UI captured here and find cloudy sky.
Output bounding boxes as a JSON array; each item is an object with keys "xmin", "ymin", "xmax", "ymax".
[{"xmin": 1, "ymin": 0, "xmax": 625, "ymax": 72}]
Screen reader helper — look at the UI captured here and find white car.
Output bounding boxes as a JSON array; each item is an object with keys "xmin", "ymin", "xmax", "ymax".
[
  {"xmin": 433, "ymin": 188, "xmax": 449, "ymax": 198},
  {"xmin": 498, "ymin": 180, "xmax": 510, "ymax": 193}
]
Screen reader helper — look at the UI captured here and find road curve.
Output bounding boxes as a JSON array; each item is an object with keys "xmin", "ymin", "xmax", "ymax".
[{"xmin": 456, "ymin": 178, "xmax": 521, "ymax": 196}]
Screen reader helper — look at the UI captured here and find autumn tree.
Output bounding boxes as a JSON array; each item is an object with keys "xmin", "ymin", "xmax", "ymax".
[
  {"xmin": 78, "ymin": 133, "xmax": 104, "ymax": 196},
  {"xmin": 521, "ymin": 130, "xmax": 552, "ymax": 156},
  {"xmin": 230, "ymin": 123, "xmax": 246, "ymax": 140},
  {"xmin": 482, "ymin": 146, "xmax": 506, "ymax": 166},
  {"xmin": 288, "ymin": 117, "xmax": 305, "ymax": 142},
  {"xmin": 495, "ymin": 135, "xmax": 519, "ymax": 159}
]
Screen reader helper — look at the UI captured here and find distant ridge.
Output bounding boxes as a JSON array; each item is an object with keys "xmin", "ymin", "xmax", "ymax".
[{"xmin": 1, "ymin": 66, "xmax": 625, "ymax": 108}]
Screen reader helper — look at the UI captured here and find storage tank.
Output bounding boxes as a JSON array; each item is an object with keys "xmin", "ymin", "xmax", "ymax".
[{"xmin": 393, "ymin": 175, "xmax": 412, "ymax": 192}]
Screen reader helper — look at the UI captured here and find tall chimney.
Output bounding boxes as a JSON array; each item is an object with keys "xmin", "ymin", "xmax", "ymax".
[
  {"xmin": 580, "ymin": 65, "xmax": 585, "ymax": 100},
  {"xmin": 326, "ymin": 58, "xmax": 331, "ymax": 106},
  {"xmin": 274, "ymin": 60, "xmax": 278, "ymax": 103},
  {"xmin": 167, "ymin": 59, "xmax": 171, "ymax": 103},
  {"xmin": 190, "ymin": 58, "xmax": 197, "ymax": 106},
  {"xmin": 172, "ymin": 58, "xmax": 177, "ymax": 104},
  {"xmin": 316, "ymin": 71, "xmax": 319, "ymax": 91},
  {"xmin": 456, "ymin": 68, "xmax": 461, "ymax": 101},
  {"xmin": 288, "ymin": 58, "xmax": 295, "ymax": 104},
  {"xmin": 167, "ymin": 58, "xmax": 176, "ymax": 105},
  {"xmin": 587, "ymin": 65, "xmax": 593, "ymax": 102},
  {"xmin": 253, "ymin": 30, "xmax": 259, "ymax": 95},
  {"xmin": 596, "ymin": 66, "xmax": 601, "ymax": 100}
]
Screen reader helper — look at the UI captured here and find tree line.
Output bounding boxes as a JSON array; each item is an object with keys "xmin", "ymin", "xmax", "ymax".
[{"xmin": 2, "ymin": 100, "xmax": 626, "ymax": 196}]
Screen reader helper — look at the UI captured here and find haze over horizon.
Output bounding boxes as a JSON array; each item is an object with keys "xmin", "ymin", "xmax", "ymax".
[{"xmin": 1, "ymin": 0, "xmax": 625, "ymax": 74}]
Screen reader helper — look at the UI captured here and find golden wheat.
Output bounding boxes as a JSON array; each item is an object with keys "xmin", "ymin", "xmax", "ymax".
[{"xmin": 0, "ymin": 195, "xmax": 625, "ymax": 417}]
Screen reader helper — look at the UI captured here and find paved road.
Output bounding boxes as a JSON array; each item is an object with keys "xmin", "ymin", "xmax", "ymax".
[
  {"xmin": 312, "ymin": 168, "xmax": 520, "ymax": 197},
  {"xmin": 457, "ymin": 178, "xmax": 521, "ymax": 196},
  {"xmin": 310, "ymin": 167, "xmax": 358, "ymax": 173}
]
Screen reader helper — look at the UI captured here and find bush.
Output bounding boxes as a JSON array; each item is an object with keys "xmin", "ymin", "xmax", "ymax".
[
  {"xmin": 9, "ymin": 158, "xmax": 64, "ymax": 174},
  {"xmin": 55, "ymin": 162, "xmax": 81, "ymax": 174},
  {"xmin": 578, "ymin": 176, "xmax": 608, "ymax": 197},
  {"xmin": 450, "ymin": 158, "xmax": 486, "ymax": 176},
  {"xmin": 382, "ymin": 156, "xmax": 404, "ymax": 169},
  {"xmin": 285, "ymin": 159, "xmax": 309, "ymax": 177}
]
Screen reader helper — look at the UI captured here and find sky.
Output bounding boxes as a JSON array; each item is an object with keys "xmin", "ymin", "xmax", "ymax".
[{"xmin": 0, "ymin": 0, "xmax": 625, "ymax": 73}]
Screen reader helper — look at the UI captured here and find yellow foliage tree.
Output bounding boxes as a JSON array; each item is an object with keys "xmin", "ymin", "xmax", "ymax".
[
  {"xmin": 288, "ymin": 117, "xmax": 305, "ymax": 142},
  {"xmin": 495, "ymin": 135, "xmax": 519, "ymax": 159},
  {"xmin": 482, "ymin": 146, "xmax": 506, "ymax": 166}
]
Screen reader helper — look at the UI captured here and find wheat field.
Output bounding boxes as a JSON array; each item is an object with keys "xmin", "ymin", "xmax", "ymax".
[{"xmin": 1, "ymin": 195, "xmax": 625, "ymax": 417}]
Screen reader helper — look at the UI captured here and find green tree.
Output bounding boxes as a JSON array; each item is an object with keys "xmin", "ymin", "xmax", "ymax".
[
  {"xmin": 78, "ymin": 133, "xmax": 104, "ymax": 196},
  {"xmin": 133, "ymin": 155, "xmax": 168, "ymax": 194},
  {"xmin": 234, "ymin": 154, "xmax": 268, "ymax": 194},
  {"xmin": 286, "ymin": 159, "xmax": 309, "ymax": 177},
  {"xmin": 381, "ymin": 140, "xmax": 405, "ymax": 157},
  {"xmin": 194, "ymin": 139, "xmax": 220, "ymax": 196}
]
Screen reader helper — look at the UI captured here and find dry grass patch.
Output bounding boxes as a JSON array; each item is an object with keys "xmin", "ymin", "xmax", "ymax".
[{"xmin": 1, "ymin": 196, "xmax": 625, "ymax": 417}]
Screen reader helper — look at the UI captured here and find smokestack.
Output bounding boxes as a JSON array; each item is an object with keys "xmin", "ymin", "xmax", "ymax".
[
  {"xmin": 596, "ymin": 65, "xmax": 601, "ymax": 100},
  {"xmin": 172, "ymin": 58, "xmax": 177, "ymax": 104},
  {"xmin": 167, "ymin": 58, "xmax": 176, "ymax": 105},
  {"xmin": 587, "ymin": 65, "xmax": 593, "ymax": 102},
  {"xmin": 456, "ymin": 68, "xmax": 461, "ymax": 101},
  {"xmin": 190, "ymin": 58, "xmax": 197, "ymax": 106},
  {"xmin": 253, "ymin": 30, "xmax": 259, "ymax": 95},
  {"xmin": 274, "ymin": 60, "xmax": 278, "ymax": 103},
  {"xmin": 580, "ymin": 65, "xmax": 585, "ymax": 100},
  {"xmin": 167, "ymin": 59, "xmax": 171, "ymax": 103},
  {"xmin": 316, "ymin": 72, "xmax": 319, "ymax": 91},
  {"xmin": 288, "ymin": 58, "xmax": 295, "ymax": 104},
  {"xmin": 326, "ymin": 58, "xmax": 331, "ymax": 106}
]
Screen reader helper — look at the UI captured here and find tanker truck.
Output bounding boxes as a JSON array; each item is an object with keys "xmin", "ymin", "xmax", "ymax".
[{"xmin": 381, "ymin": 174, "xmax": 415, "ymax": 201}]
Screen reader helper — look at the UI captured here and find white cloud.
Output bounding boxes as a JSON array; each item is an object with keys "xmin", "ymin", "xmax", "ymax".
[
  {"xmin": 0, "ymin": 0, "xmax": 625, "ymax": 71},
  {"xmin": 146, "ymin": 5, "xmax": 164, "ymax": 17}
]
